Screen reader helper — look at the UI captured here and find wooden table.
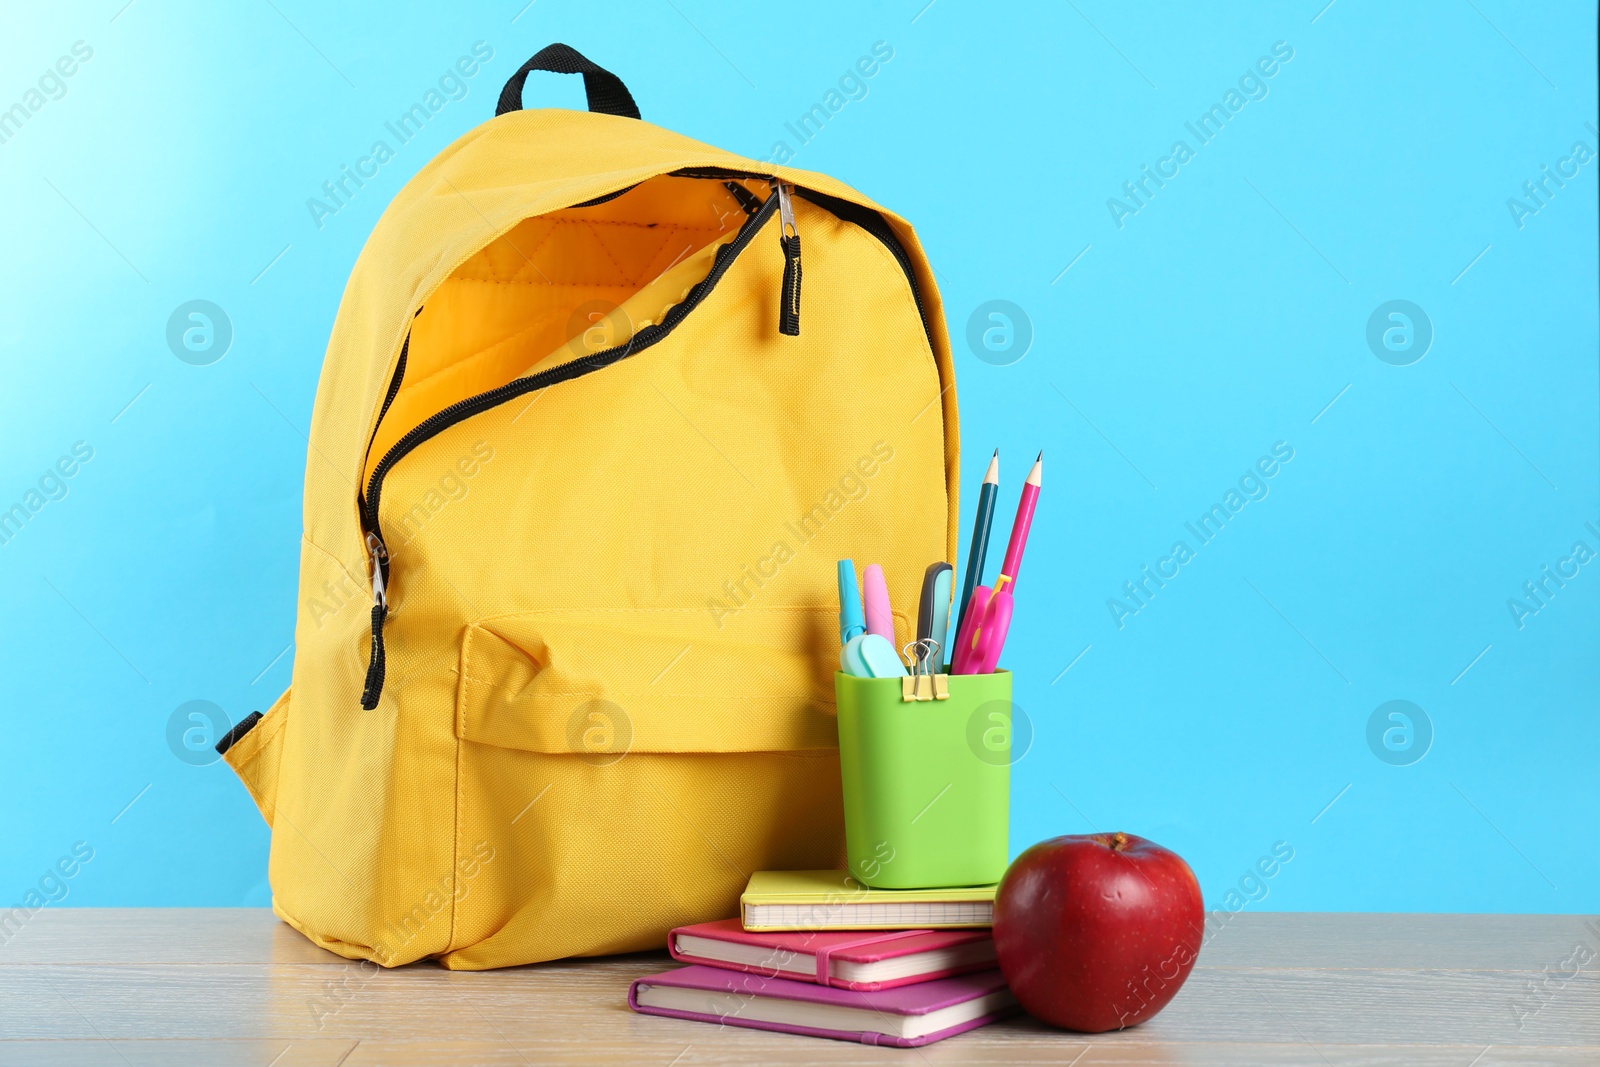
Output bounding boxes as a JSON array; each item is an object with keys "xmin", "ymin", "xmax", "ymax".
[{"xmin": 1, "ymin": 910, "xmax": 1595, "ymax": 1065}]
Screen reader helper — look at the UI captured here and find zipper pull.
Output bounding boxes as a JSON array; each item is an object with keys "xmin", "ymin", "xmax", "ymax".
[
  {"xmin": 366, "ymin": 532, "xmax": 389, "ymax": 609},
  {"xmin": 775, "ymin": 182, "xmax": 801, "ymax": 336},
  {"xmin": 360, "ymin": 532, "xmax": 389, "ymax": 710}
]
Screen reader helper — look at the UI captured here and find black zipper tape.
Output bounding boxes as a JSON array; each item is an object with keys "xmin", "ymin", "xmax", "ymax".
[
  {"xmin": 723, "ymin": 180, "xmax": 761, "ymax": 215},
  {"xmin": 357, "ymin": 330, "xmax": 410, "ymax": 524},
  {"xmin": 362, "ymin": 189, "xmax": 780, "ymax": 545},
  {"xmin": 794, "ymin": 186, "xmax": 934, "ymax": 350},
  {"xmin": 355, "ymin": 189, "xmax": 781, "ymax": 708}
]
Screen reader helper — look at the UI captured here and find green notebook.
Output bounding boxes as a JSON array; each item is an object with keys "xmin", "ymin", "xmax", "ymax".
[{"xmin": 740, "ymin": 870, "xmax": 997, "ymax": 931}]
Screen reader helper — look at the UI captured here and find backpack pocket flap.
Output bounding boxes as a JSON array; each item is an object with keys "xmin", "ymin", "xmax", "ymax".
[{"xmin": 457, "ymin": 608, "xmax": 839, "ymax": 754}]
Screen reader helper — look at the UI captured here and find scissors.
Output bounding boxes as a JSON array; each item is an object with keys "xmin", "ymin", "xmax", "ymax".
[{"xmin": 950, "ymin": 575, "xmax": 1013, "ymax": 675}]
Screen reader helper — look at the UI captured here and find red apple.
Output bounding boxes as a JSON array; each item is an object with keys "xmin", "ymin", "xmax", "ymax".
[{"xmin": 993, "ymin": 832, "xmax": 1204, "ymax": 1032}]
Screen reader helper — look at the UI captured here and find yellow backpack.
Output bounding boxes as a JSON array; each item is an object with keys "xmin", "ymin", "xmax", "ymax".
[{"xmin": 218, "ymin": 44, "xmax": 960, "ymax": 969}]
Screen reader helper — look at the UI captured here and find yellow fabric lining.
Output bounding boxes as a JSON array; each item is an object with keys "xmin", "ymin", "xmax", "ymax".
[{"xmin": 366, "ymin": 176, "xmax": 757, "ymax": 480}]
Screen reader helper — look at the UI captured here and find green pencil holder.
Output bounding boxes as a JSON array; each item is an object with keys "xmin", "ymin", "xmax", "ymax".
[{"xmin": 834, "ymin": 670, "xmax": 1012, "ymax": 889}]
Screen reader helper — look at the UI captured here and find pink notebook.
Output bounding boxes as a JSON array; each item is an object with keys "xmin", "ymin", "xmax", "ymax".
[
  {"xmin": 668, "ymin": 918, "xmax": 996, "ymax": 991},
  {"xmin": 629, "ymin": 965, "xmax": 1017, "ymax": 1047}
]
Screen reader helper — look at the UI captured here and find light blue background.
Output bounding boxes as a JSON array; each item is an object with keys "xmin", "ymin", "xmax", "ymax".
[{"xmin": 2, "ymin": 0, "xmax": 1594, "ymax": 914}]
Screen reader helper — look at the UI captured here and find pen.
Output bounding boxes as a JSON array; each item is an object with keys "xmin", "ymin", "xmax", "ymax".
[{"xmin": 954, "ymin": 449, "xmax": 998, "ymax": 640}]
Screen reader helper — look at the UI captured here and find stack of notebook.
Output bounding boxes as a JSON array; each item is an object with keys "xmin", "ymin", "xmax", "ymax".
[{"xmin": 628, "ymin": 870, "xmax": 1016, "ymax": 1047}]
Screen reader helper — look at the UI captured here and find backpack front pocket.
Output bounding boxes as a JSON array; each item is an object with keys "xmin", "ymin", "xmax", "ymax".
[
  {"xmin": 443, "ymin": 605, "xmax": 846, "ymax": 968},
  {"xmin": 457, "ymin": 606, "xmax": 838, "ymax": 755}
]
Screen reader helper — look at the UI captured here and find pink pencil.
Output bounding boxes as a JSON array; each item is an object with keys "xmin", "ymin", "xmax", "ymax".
[{"xmin": 996, "ymin": 453, "xmax": 1042, "ymax": 591}]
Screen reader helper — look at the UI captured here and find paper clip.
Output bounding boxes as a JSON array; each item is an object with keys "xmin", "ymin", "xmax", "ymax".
[{"xmin": 900, "ymin": 639, "xmax": 948, "ymax": 702}]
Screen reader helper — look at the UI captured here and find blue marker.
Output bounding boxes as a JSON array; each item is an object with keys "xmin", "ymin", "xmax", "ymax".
[{"xmin": 838, "ymin": 559, "xmax": 866, "ymax": 643}]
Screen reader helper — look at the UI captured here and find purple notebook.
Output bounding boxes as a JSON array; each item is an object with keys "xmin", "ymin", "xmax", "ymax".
[{"xmin": 628, "ymin": 964, "xmax": 1017, "ymax": 1047}]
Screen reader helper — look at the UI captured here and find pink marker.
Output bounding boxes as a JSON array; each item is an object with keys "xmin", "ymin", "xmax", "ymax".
[
  {"xmin": 862, "ymin": 564, "xmax": 895, "ymax": 641},
  {"xmin": 997, "ymin": 453, "xmax": 1042, "ymax": 591}
]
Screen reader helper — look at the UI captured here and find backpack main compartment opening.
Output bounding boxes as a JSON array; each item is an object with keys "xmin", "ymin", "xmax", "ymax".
[{"xmin": 365, "ymin": 175, "xmax": 765, "ymax": 479}]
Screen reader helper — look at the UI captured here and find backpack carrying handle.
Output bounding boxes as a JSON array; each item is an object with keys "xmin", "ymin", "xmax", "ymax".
[{"xmin": 496, "ymin": 43, "xmax": 641, "ymax": 119}]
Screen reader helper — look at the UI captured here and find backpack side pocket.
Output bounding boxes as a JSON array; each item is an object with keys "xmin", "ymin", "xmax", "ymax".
[{"xmin": 220, "ymin": 688, "xmax": 290, "ymax": 828}]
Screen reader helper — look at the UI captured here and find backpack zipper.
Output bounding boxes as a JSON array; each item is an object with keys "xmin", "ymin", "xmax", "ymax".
[
  {"xmin": 671, "ymin": 168, "xmax": 934, "ymax": 352},
  {"xmin": 356, "ymin": 327, "xmax": 411, "ymax": 523},
  {"xmin": 360, "ymin": 530, "xmax": 389, "ymax": 708},
  {"xmin": 792, "ymin": 186, "xmax": 934, "ymax": 349},
  {"xmin": 357, "ymin": 188, "xmax": 781, "ymax": 708},
  {"xmin": 775, "ymin": 182, "xmax": 801, "ymax": 336},
  {"xmin": 355, "ymin": 176, "xmax": 938, "ymax": 709}
]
